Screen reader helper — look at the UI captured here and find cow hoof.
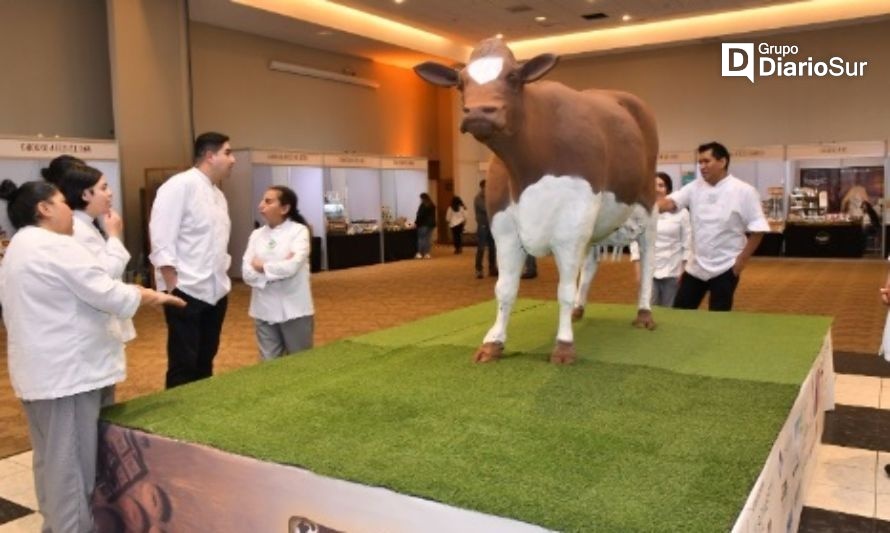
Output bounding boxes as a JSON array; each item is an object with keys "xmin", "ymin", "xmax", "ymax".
[
  {"xmin": 632, "ymin": 309, "xmax": 657, "ymax": 330},
  {"xmin": 474, "ymin": 342, "xmax": 504, "ymax": 363},
  {"xmin": 550, "ymin": 341, "xmax": 576, "ymax": 365},
  {"xmin": 571, "ymin": 306, "xmax": 585, "ymax": 322}
]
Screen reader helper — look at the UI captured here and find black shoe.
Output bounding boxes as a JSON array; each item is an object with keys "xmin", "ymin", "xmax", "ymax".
[
  {"xmin": 885, "ymin": 464, "xmax": 890, "ymax": 477},
  {"xmin": 476, "ymin": 270, "xmax": 484, "ymax": 279},
  {"xmin": 489, "ymin": 269, "xmax": 498, "ymax": 277},
  {"xmin": 521, "ymin": 272, "xmax": 537, "ymax": 279}
]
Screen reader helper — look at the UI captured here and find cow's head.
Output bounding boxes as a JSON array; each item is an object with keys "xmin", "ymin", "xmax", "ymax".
[{"xmin": 414, "ymin": 38, "xmax": 558, "ymax": 142}]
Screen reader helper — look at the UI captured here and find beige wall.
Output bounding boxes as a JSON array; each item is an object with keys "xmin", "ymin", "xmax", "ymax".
[
  {"xmin": 0, "ymin": 0, "xmax": 113, "ymax": 138},
  {"xmin": 189, "ymin": 23, "xmax": 439, "ymax": 158},
  {"xmin": 549, "ymin": 19, "xmax": 890, "ymax": 151},
  {"xmin": 106, "ymin": 0, "xmax": 193, "ymax": 258}
]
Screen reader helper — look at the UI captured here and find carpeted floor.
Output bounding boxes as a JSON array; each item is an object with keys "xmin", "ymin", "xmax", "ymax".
[{"xmin": 1, "ymin": 248, "xmax": 888, "ymax": 458}]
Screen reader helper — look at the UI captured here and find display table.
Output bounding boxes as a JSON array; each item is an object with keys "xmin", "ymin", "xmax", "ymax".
[
  {"xmin": 753, "ymin": 231, "xmax": 784, "ymax": 256},
  {"xmin": 310, "ymin": 237, "xmax": 322, "ymax": 273},
  {"xmin": 784, "ymin": 221, "xmax": 865, "ymax": 258},
  {"xmin": 325, "ymin": 232, "xmax": 381, "ymax": 270},
  {"xmin": 383, "ymin": 229, "xmax": 417, "ymax": 262},
  {"xmin": 95, "ymin": 302, "xmax": 833, "ymax": 532}
]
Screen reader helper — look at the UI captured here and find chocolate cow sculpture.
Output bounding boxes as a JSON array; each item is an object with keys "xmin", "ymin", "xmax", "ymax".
[{"xmin": 415, "ymin": 38, "xmax": 659, "ymax": 364}]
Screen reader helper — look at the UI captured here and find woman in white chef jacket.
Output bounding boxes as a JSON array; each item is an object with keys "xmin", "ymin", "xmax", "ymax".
[
  {"xmin": 242, "ymin": 185, "xmax": 315, "ymax": 360},
  {"xmin": 0, "ymin": 179, "xmax": 184, "ymax": 533},
  {"xmin": 55, "ymin": 162, "xmax": 135, "ymax": 401},
  {"xmin": 630, "ymin": 172, "xmax": 693, "ymax": 307}
]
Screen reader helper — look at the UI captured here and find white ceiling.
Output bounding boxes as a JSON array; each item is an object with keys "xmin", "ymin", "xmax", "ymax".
[
  {"xmin": 188, "ymin": 0, "xmax": 890, "ymax": 67},
  {"xmin": 330, "ymin": 0, "xmax": 794, "ymax": 42}
]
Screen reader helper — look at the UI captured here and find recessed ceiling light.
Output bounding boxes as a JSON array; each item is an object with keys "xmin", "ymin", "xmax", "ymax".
[
  {"xmin": 495, "ymin": 33, "xmax": 504, "ymax": 39},
  {"xmin": 535, "ymin": 16, "xmax": 547, "ymax": 22},
  {"xmin": 317, "ymin": 30, "xmax": 333, "ymax": 36},
  {"xmin": 621, "ymin": 13, "xmax": 632, "ymax": 21},
  {"xmin": 394, "ymin": 0, "xmax": 405, "ymax": 4}
]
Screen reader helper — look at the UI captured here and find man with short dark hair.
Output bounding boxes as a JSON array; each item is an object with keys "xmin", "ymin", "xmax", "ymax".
[
  {"xmin": 657, "ymin": 141, "xmax": 769, "ymax": 311},
  {"xmin": 150, "ymin": 132, "xmax": 235, "ymax": 387}
]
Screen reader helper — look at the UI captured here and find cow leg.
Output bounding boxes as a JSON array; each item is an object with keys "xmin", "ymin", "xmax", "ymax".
[
  {"xmin": 475, "ymin": 215, "xmax": 525, "ymax": 363},
  {"xmin": 632, "ymin": 209, "xmax": 657, "ymax": 330},
  {"xmin": 571, "ymin": 247, "xmax": 599, "ymax": 321},
  {"xmin": 550, "ymin": 240, "xmax": 589, "ymax": 364}
]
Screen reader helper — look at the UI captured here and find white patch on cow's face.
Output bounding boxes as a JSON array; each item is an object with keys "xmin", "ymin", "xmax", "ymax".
[{"xmin": 467, "ymin": 57, "xmax": 504, "ymax": 85}]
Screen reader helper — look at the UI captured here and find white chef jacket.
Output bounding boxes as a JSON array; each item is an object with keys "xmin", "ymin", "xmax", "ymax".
[
  {"xmin": 0, "ymin": 226, "xmax": 140, "ymax": 400},
  {"xmin": 668, "ymin": 174, "xmax": 770, "ymax": 280},
  {"xmin": 629, "ymin": 209, "xmax": 693, "ymax": 279},
  {"xmin": 149, "ymin": 167, "xmax": 231, "ymax": 304},
  {"xmin": 446, "ymin": 206, "xmax": 467, "ymax": 228},
  {"xmin": 242, "ymin": 220, "xmax": 314, "ymax": 323},
  {"xmin": 73, "ymin": 211, "xmax": 136, "ymax": 342}
]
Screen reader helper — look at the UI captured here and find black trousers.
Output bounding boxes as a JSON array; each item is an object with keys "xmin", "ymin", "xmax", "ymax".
[
  {"xmin": 163, "ymin": 289, "xmax": 228, "ymax": 389},
  {"xmin": 475, "ymin": 224, "xmax": 497, "ymax": 273},
  {"xmin": 673, "ymin": 269, "xmax": 740, "ymax": 312},
  {"xmin": 450, "ymin": 223, "xmax": 465, "ymax": 252}
]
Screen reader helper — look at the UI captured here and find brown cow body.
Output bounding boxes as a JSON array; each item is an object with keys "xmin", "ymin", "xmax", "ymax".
[{"xmin": 416, "ymin": 38, "xmax": 659, "ymax": 364}]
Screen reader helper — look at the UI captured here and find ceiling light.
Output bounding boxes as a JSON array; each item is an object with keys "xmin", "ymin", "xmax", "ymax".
[
  {"xmin": 394, "ymin": 0, "xmax": 405, "ymax": 4},
  {"xmin": 621, "ymin": 14, "xmax": 632, "ymax": 22},
  {"xmin": 495, "ymin": 33, "xmax": 504, "ymax": 39},
  {"xmin": 269, "ymin": 60, "xmax": 380, "ymax": 89},
  {"xmin": 535, "ymin": 16, "xmax": 547, "ymax": 22}
]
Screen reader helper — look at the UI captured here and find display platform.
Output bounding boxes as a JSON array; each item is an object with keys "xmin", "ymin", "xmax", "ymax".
[{"xmin": 95, "ymin": 301, "xmax": 833, "ymax": 532}]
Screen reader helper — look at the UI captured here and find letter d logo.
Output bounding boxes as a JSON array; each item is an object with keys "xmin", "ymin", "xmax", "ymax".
[{"xmin": 722, "ymin": 43, "xmax": 754, "ymax": 83}]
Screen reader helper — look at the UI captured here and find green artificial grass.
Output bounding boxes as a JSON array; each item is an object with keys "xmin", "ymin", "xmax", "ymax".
[{"xmin": 103, "ymin": 300, "xmax": 831, "ymax": 532}]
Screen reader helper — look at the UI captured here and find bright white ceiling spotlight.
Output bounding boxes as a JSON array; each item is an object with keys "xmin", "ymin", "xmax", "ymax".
[
  {"xmin": 621, "ymin": 14, "xmax": 632, "ymax": 22},
  {"xmin": 495, "ymin": 33, "xmax": 504, "ymax": 39},
  {"xmin": 394, "ymin": 0, "xmax": 405, "ymax": 4},
  {"xmin": 535, "ymin": 16, "xmax": 547, "ymax": 22}
]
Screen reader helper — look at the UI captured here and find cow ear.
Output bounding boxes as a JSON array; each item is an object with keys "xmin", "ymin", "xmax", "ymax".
[
  {"xmin": 519, "ymin": 53, "xmax": 558, "ymax": 83},
  {"xmin": 414, "ymin": 62, "xmax": 460, "ymax": 87}
]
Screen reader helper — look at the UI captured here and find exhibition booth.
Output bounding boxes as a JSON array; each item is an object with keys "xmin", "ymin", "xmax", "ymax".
[
  {"xmin": 0, "ymin": 136, "xmax": 123, "ymax": 256},
  {"xmin": 93, "ymin": 302, "xmax": 834, "ymax": 532},
  {"xmin": 225, "ymin": 149, "xmax": 428, "ymax": 275},
  {"xmin": 785, "ymin": 141, "xmax": 888, "ymax": 258},
  {"xmin": 658, "ymin": 140, "xmax": 890, "ymax": 258}
]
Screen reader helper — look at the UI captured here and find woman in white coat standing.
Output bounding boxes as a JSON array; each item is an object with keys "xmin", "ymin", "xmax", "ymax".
[
  {"xmin": 242, "ymin": 185, "xmax": 315, "ymax": 360},
  {"xmin": 0, "ymin": 180, "xmax": 184, "ymax": 533},
  {"xmin": 53, "ymin": 161, "xmax": 136, "ymax": 401}
]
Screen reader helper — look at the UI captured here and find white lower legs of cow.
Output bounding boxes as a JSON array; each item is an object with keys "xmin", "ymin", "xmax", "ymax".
[
  {"xmin": 551, "ymin": 240, "xmax": 588, "ymax": 364},
  {"xmin": 632, "ymin": 207, "xmax": 658, "ymax": 329},
  {"xmin": 475, "ymin": 213, "xmax": 525, "ymax": 362},
  {"xmin": 571, "ymin": 248, "xmax": 599, "ymax": 321}
]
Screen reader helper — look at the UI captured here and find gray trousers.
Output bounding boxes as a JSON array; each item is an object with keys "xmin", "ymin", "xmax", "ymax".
[
  {"xmin": 22, "ymin": 388, "xmax": 103, "ymax": 533},
  {"xmin": 255, "ymin": 315, "xmax": 314, "ymax": 361},
  {"xmin": 652, "ymin": 277, "xmax": 680, "ymax": 307}
]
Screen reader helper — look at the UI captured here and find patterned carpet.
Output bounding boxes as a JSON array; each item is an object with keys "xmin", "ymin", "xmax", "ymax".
[{"xmin": 1, "ymin": 249, "xmax": 888, "ymax": 458}]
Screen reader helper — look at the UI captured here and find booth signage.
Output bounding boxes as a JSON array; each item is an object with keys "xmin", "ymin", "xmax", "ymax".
[
  {"xmin": 323, "ymin": 154, "xmax": 381, "ymax": 168},
  {"xmin": 786, "ymin": 141, "xmax": 887, "ymax": 160},
  {"xmin": 380, "ymin": 158, "xmax": 426, "ymax": 170},
  {"xmin": 657, "ymin": 150, "xmax": 695, "ymax": 164},
  {"xmin": 731, "ymin": 145, "xmax": 785, "ymax": 161},
  {"xmin": 0, "ymin": 137, "xmax": 119, "ymax": 160},
  {"xmin": 251, "ymin": 150, "xmax": 323, "ymax": 166}
]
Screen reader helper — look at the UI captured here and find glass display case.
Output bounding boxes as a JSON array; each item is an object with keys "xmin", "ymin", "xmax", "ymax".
[{"xmin": 323, "ymin": 154, "xmax": 383, "ymax": 269}]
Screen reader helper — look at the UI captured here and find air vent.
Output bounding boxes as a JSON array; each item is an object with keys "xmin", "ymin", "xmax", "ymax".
[
  {"xmin": 582, "ymin": 12, "xmax": 608, "ymax": 20},
  {"xmin": 505, "ymin": 5, "xmax": 533, "ymax": 13}
]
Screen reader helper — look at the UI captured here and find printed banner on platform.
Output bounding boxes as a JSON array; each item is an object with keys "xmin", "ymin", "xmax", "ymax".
[{"xmin": 93, "ymin": 424, "xmax": 549, "ymax": 533}]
